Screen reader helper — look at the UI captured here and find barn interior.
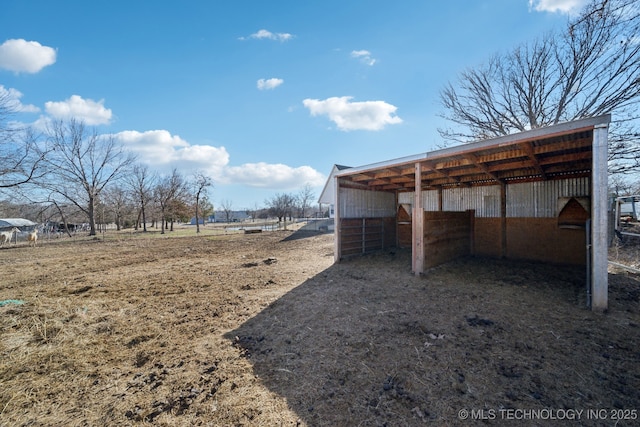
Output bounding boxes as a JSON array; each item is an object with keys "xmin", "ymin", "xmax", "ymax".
[{"xmin": 328, "ymin": 115, "xmax": 610, "ymax": 310}]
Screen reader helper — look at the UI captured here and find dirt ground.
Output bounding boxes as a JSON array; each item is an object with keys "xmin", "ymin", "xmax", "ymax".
[{"xmin": 1, "ymin": 226, "xmax": 639, "ymax": 426}]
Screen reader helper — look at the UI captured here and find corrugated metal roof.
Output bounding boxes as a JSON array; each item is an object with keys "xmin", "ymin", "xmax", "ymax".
[
  {"xmin": 0, "ymin": 218, "xmax": 37, "ymax": 228},
  {"xmin": 334, "ymin": 115, "xmax": 610, "ymax": 191}
]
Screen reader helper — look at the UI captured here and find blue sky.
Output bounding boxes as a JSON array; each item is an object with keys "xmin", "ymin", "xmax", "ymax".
[{"xmin": 0, "ymin": 0, "xmax": 588, "ymax": 210}]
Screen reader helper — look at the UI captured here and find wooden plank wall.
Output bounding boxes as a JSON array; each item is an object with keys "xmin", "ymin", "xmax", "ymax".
[
  {"xmin": 397, "ymin": 205, "xmax": 412, "ymax": 248},
  {"xmin": 339, "ymin": 217, "xmax": 396, "ymax": 257},
  {"xmin": 506, "ymin": 218, "xmax": 586, "ymax": 265},
  {"xmin": 424, "ymin": 211, "xmax": 473, "ymax": 269},
  {"xmin": 469, "ymin": 218, "xmax": 586, "ymax": 265},
  {"xmin": 473, "ymin": 218, "xmax": 502, "ymax": 258}
]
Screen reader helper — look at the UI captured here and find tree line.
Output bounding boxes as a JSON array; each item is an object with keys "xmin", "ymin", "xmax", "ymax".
[
  {"xmin": 0, "ymin": 112, "xmax": 321, "ymax": 235},
  {"xmin": 3, "ymin": 0, "xmax": 638, "ymax": 229}
]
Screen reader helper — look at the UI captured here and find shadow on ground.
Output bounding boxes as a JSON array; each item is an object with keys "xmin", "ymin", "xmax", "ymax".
[{"xmin": 225, "ymin": 251, "xmax": 640, "ymax": 426}]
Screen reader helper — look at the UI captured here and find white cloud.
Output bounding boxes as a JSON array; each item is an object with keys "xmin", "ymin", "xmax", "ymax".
[
  {"xmin": 240, "ymin": 29, "xmax": 294, "ymax": 42},
  {"xmin": 351, "ymin": 50, "xmax": 376, "ymax": 66},
  {"xmin": 45, "ymin": 95, "xmax": 112, "ymax": 125},
  {"xmin": 529, "ymin": 0, "xmax": 588, "ymax": 14},
  {"xmin": 0, "ymin": 39, "xmax": 56, "ymax": 73},
  {"xmin": 0, "ymin": 85, "xmax": 39, "ymax": 113},
  {"xmin": 114, "ymin": 130, "xmax": 229, "ymax": 174},
  {"xmin": 223, "ymin": 163, "xmax": 325, "ymax": 188},
  {"xmin": 257, "ymin": 78, "xmax": 284, "ymax": 90},
  {"xmin": 303, "ymin": 96, "xmax": 403, "ymax": 131},
  {"xmin": 114, "ymin": 129, "xmax": 325, "ymax": 190}
]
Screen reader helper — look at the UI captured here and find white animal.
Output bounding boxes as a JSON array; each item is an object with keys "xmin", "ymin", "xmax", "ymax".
[
  {"xmin": 27, "ymin": 229, "xmax": 38, "ymax": 247},
  {"xmin": 0, "ymin": 227, "xmax": 19, "ymax": 247}
]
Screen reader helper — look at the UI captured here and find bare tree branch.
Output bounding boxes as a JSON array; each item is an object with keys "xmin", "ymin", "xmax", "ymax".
[
  {"xmin": 438, "ymin": 0, "xmax": 640, "ymax": 175},
  {"xmin": 39, "ymin": 119, "xmax": 136, "ymax": 235}
]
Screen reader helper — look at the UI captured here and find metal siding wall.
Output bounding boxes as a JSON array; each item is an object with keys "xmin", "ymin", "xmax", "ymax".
[
  {"xmin": 397, "ymin": 190, "xmax": 439, "ymax": 211},
  {"xmin": 399, "ymin": 188, "xmax": 496, "ymax": 215},
  {"xmin": 442, "ymin": 186, "xmax": 501, "ymax": 217},
  {"xmin": 338, "ymin": 187, "xmax": 396, "ymax": 218},
  {"xmin": 398, "ymin": 192, "xmax": 412, "ymax": 205},
  {"xmin": 356, "ymin": 177, "xmax": 589, "ymax": 219},
  {"xmin": 423, "ymin": 190, "xmax": 439, "ymax": 211},
  {"xmin": 506, "ymin": 178, "xmax": 590, "ymax": 218}
]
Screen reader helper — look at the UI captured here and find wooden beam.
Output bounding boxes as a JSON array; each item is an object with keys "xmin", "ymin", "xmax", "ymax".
[
  {"xmin": 422, "ymin": 161, "xmax": 463, "ymax": 185},
  {"xmin": 500, "ymin": 182, "xmax": 507, "ymax": 258},
  {"xmin": 463, "ymin": 153, "xmax": 503, "ymax": 183},
  {"xmin": 333, "ymin": 176, "xmax": 341, "ymax": 263},
  {"xmin": 538, "ymin": 151, "xmax": 591, "ymax": 166},
  {"xmin": 533, "ymin": 136, "xmax": 592, "ymax": 155},
  {"xmin": 380, "ymin": 184, "xmax": 405, "ymax": 190},
  {"xmin": 374, "ymin": 169, "xmax": 403, "ymax": 179},
  {"xmin": 351, "ymin": 173, "xmax": 376, "ymax": 182},
  {"xmin": 474, "ymin": 148, "xmax": 527, "ymax": 163},
  {"xmin": 520, "ymin": 141, "xmax": 547, "ymax": 179}
]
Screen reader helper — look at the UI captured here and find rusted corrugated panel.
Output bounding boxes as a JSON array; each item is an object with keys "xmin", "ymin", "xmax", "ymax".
[
  {"xmin": 338, "ymin": 188, "xmax": 396, "ymax": 218},
  {"xmin": 442, "ymin": 186, "xmax": 501, "ymax": 217},
  {"xmin": 506, "ymin": 178, "xmax": 590, "ymax": 218}
]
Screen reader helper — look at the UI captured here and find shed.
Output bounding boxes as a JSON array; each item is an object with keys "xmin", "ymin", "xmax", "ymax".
[
  {"xmin": 0, "ymin": 218, "xmax": 37, "ymax": 231},
  {"xmin": 329, "ymin": 115, "xmax": 610, "ymax": 311}
]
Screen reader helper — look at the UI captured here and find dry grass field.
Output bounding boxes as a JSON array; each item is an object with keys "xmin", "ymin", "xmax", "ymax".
[{"xmin": 1, "ymin": 225, "xmax": 639, "ymax": 426}]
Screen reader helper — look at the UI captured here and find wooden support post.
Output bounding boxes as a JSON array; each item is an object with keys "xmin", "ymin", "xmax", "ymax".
[
  {"xmin": 412, "ymin": 162, "xmax": 424, "ymax": 275},
  {"xmin": 333, "ymin": 176, "xmax": 342, "ymax": 263},
  {"xmin": 591, "ymin": 124, "xmax": 609, "ymax": 311},
  {"xmin": 500, "ymin": 182, "xmax": 507, "ymax": 258},
  {"xmin": 468, "ymin": 209, "xmax": 475, "ymax": 255}
]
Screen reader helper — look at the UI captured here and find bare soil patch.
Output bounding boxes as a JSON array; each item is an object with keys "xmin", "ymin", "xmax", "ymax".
[{"xmin": 1, "ymin": 228, "xmax": 639, "ymax": 426}]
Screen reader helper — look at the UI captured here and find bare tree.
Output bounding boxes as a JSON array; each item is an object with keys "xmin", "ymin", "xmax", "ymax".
[
  {"xmin": 439, "ymin": 0, "xmax": 640, "ymax": 174},
  {"xmin": 126, "ymin": 164, "xmax": 156, "ymax": 232},
  {"xmin": 297, "ymin": 183, "xmax": 315, "ymax": 219},
  {"xmin": 192, "ymin": 172, "xmax": 212, "ymax": 233},
  {"xmin": 40, "ymin": 119, "xmax": 135, "ymax": 236},
  {"xmin": 154, "ymin": 169, "xmax": 186, "ymax": 234},
  {"xmin": 266, "ymin": 193, "xmax": 296, "ymax": 227},
  {"xmin": 103, "ymin": 185, "xmax": 132, "ymax": 231},
  {"xmin": 220, "ymin": 199, "xmax": 233, "ymax": 223},
  {"xmin": 168, "ymin": 197, "xmax": 191, "ymax": 230},
  {"xmin": 199, "ymin": 195, "xmax": 215, "ymax": 223},
  {"xmin": 609, "ymin": 174, "xmax": 634, "ymax": 197},
  {"xmin": 0, "ymin": 90, "xmax": 47, "ymax": 189}
]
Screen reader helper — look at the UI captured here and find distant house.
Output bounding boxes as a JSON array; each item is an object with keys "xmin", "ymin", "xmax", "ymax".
[
  {"xmin": 318, "ymin": 164, "xmax": 352, "ymax": 218},
  {"xmin": 213, "ymin": 210, "xmax": 250, "ymax": 223},
  {"xmin": 190, "ymin": 215, "xmax": 216, "ymax": 225},
  {"xmin": 0, "ymin": 218, "xmax": 37, "ymax": 231}
]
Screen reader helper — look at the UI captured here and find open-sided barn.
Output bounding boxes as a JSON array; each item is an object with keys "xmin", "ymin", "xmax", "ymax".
[{"xmin": 323, "ymin": 115, "xmax": 610, "ymax": 311}]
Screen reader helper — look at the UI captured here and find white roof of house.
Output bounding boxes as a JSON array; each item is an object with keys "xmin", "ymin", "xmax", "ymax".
[
  {"xmin": 318, "ymin": 164, "xmax": 351, "ymax": 204},
  {"xmin": 0, "ymin": 218, "xmax": 37, "ymax": 229}
]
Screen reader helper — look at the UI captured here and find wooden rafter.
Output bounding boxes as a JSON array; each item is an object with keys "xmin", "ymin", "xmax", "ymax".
[
  {"xmin": 462, "ymin": 153, "xmax": 503, "ymax": 183},
  {"xmin": 334, "ymin": 122, "xmax": 601, "ymax": 192},
  {"xmin": 520, "ymin": 141, "xmax": 547, "ymax": 179}
]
